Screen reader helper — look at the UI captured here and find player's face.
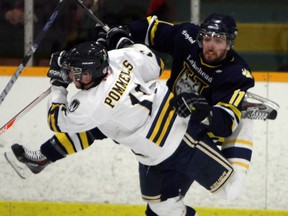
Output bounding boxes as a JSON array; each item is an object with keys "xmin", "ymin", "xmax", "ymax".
[
  {"xmin": 202, "ymin": 33, "xmax": 228, "ymax": 64},
  {"xmin": 69, "ymin": 70, "xmax": 93, "ymax": 90}
]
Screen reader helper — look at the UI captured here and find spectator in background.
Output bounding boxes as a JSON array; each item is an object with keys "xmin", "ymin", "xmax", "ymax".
[
  {"xmin": 0, "ymin": 0, "xmax": 26, "ymax": 62},
  {"xmin": 0, "ymin": 0, "xmax": 89, "ymax": 65},
  {"xmin": 96, "ymin": 0, "xmax": 148, "ymax": 26},
  {"xmin": 1, "ymin": 1, "xmax": 24, "ymax": 26},
  {"xmin": 0, "ymin": 0, "xmax": 153, "ymax": 66}
]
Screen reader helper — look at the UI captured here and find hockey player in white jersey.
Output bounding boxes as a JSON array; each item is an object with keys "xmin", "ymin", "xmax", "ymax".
[
  {"xmin": 7, "ymin": 36, "xmax": 240, "ymax": 215},
  {"xmin": 48, "ymin": 41, "xmax": 191, "ymax": 166}
]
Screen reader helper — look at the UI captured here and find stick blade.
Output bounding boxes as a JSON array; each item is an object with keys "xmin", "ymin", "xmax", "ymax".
[{"xmin": 4, "ymin": 151, "xmax": 31, "ymax": 179}]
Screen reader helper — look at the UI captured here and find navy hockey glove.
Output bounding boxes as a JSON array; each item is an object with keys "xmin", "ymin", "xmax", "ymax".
[
  {"xmin": 106, "ymin": 26, "xmax": 134, "ymax": 50},
  {"xmin": 170, "ymin": 92, "xmax": 211, "ymax": 122},
  {"xmin": 47, "ymin": 51, "xmax": 70, "ymax": 88}
]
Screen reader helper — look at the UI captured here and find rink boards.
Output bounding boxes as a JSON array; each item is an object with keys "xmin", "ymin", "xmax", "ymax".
[{"xmin": 0, "ymin": 67, "xmax": 288, "ymax": 215}]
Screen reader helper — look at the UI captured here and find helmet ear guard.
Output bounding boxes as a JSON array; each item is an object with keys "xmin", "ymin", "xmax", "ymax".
[{"xmin": 197, "ymin": 13, "xmax": 238, "ymax": 50}]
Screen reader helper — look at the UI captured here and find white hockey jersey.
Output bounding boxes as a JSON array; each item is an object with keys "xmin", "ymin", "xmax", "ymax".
[{"xmin": 48, "ymin": 44, "xmax": 190, "ymax": 165}]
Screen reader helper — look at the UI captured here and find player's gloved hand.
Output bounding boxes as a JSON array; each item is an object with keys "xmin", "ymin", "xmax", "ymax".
[
  {"xmin": 47, "ymin": 51, "xmax": 70, "ymax": 88},
  {"xmin": 95, "ymin": 23, "xmax": 107, "ymax": 49},
  {"xmin": 106, "ymin": 26, "xmax": 134, "ymax": 50},
  {"xmin": 170, "ymin": 92, "xmax": 211, "ymax": 122}
]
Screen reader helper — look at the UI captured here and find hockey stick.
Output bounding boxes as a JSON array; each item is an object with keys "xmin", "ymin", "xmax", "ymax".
[
  {"xmin": 0, "ymin": 87, "xmax": 51, "ymax": 136},
  {"xmin": 0, "ymin": 0, "xmax": 66, "ymax": 107},
  {"xmin": 73, "ymin": 0, "xmax": 110, "ymax": 32},
  {"xmin": 242, "ymin": 91, "xmax": 279, "ymax": 120}
]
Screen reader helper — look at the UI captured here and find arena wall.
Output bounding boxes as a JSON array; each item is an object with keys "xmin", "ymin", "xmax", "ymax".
[{"xmin": 0, "ymin": 67, "xmax": 287, "ymax": 215}]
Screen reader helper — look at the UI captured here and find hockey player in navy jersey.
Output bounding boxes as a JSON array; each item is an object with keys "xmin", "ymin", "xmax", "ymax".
[
  {"xmin": 117, "ymin": 13, "xmax": 255, "ymax": 215},
  {"xmin": 127, "ymin": 13, "xmax": 254, "ymax": 140}
]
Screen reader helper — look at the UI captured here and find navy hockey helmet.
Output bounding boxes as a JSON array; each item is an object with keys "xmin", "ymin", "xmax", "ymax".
[
  {"xmin": 62, "ymin": 41, "xmax": 109, "ymax": 83},
  {"xmin": 197, "ymin": 13, "xmax": 238, "ymax": 50}
]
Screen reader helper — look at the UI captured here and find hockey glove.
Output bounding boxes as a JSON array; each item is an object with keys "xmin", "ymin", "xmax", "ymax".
[
  {"xmin": 95, "ymin": 23, "xmax": 107, "ymax": 49},
  {"xmin": 170, "ymin": 92, "xmax": 211, "ymax": 122},
  {"xmin": 106, "ymin": 26, "xmax": 134, "ymax": 50},
  {"xmin": 47, "ymin": 51, "xmax": 70, "ymax": 88}
]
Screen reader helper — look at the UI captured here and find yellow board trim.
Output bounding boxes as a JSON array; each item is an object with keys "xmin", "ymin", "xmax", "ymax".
[
  {"xmin": 0, "ymin": 66, "xmax": 48, "ymax": 76},
  {"xmin": 235, "ymin": 23, "xmax": 288, "ymax": 52},
  {"xmin": 1, "ymin": 67, "xmax": 288, "ymax": 82},
  {"xmin": 0, "ymin": 201, "xmax": 288, "ymax": 216},
  {"xmin": 159, "ymin": 69, "xmax": 288, "ymax": 82}
]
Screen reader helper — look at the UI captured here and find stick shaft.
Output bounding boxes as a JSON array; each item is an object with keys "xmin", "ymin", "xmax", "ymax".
[
  {"xmin": 73, "ymin": 0, "xmax": 110, "ymax": 32},
  {"xmin": 0, "ymin": 87, "xmax": 51, "ymax": 135},
  {"xmin": 0, "ymin": 0, "xmax": 66, "ymax": 106}
]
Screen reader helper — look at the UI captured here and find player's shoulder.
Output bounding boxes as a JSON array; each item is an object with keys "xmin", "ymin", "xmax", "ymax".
[
  {"xmin": 226, "ymin": 50, "xmax": 251, "ymax": 73},
  {"xmin": 167, "ymin": 22, "xmax": 199, "ymax": 51},
  {"xmin": 228, "ymin": 49, "xmax": 251, "ymax": 70},
  {"xmin": 107, "ymin": 47, "xmax": 134, "ymax": 65},
  {"xmin": 223, "ymin": 50, "xmax": 253, "ymax": 79},
  {"xmin": 108, "ymin": 44, "xmax": 148, "ymax": 58},
  {"xmin": 173, "ymin": 22, "xmax": 200, "ymax": 37}
]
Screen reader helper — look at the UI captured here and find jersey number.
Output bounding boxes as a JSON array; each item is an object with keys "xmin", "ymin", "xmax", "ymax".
[
  {"xmin": 229, "ymin": 90, "xmax": 245, "ymax": 106},
  {"xmin": 129, "ymin": 84, "xmax": 153, "ymax": 115}
]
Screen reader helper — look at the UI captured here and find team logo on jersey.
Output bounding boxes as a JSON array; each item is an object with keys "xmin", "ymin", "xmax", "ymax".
[
  {"xmin": 68, "ymin": 99, "xmax": 80, "ymax": 112},
  {"xmin": 173, "ymin": 61, "xmax": 209, "ymax": 95},
  {"xmin": 242, "ymin": 68, "xmax": 253, "ymax": 78}
]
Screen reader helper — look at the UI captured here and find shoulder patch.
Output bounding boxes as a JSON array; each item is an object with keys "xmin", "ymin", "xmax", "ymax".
[
  {"xmin": 68, "ymin": 99, "xmax": 80, "ymax": 112},
  {"xmin": 242, "ymin": 68, "xmax": 253, "ymax": 78}
]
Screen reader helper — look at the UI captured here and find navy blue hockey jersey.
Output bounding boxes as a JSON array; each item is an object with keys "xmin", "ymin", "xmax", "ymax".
[{"xmin": 128, "ymin": 16, "xmax": 255, "ymax": 143}]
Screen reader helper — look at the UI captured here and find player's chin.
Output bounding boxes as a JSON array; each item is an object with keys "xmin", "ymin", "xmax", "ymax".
[
  {"xmin": 74, "ymin": 81, "xmax": 82, "ymax": 89},
  {"xmin": 203, "ymin": 55, "xmax": 217, "ymax": 64}
]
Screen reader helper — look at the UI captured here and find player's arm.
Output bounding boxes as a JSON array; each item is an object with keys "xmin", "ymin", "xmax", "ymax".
[
  {"xmin": 208, "ymin": 72, "xmax": 255, "ymax": 137},
  {"xmin": 209, "ymin": 93, "xmax": 244, "ymax": 137},
  {"xmin": 128, "ymin": 15, "xmax": 175, "ymax": 51},
  {"xmin": 128, "ymin": 16, "xmax": 198, "ymax": 54},
  {"xmin": 105, "ymin": 25, "xmax": 165, "ymax": 82}
]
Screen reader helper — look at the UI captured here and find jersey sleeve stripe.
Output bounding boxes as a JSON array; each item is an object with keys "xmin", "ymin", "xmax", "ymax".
[
  {"xmin": 147, "ymin": 92, "xmax": 176, "ymax": 146},
  {"xmin": 146, "ymin": 16, "xmax": 159, "ymax": 46},
  {"xmin": 78, "ymin": 132, "xmax": 90, "ymax": 149},
  {"xmin": 48, "ymin": 103, "xmax": 65, "ymax": 133},
  {"xmin": 55, "ymin": 133, "xmax": 76, "ymax": 155}
]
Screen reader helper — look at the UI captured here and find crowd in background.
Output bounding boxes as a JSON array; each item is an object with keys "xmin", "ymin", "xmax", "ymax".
[
  {"xmin": 0, "ymin": 0, "xmax": 175, "ymax": 66},
  {"xmin": 0, "ymin": 0, "xmax": 287, "ymax": 71}
]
